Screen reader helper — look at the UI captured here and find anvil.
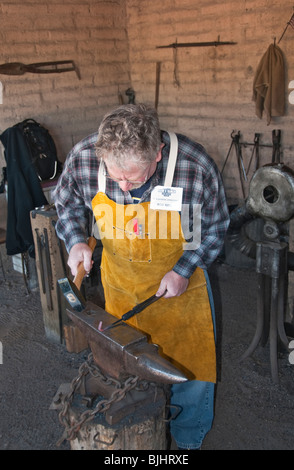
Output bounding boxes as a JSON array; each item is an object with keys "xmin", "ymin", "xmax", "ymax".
[{"xmin": 66, "ymin": 302, "xmax": 188, "ymax": 384}]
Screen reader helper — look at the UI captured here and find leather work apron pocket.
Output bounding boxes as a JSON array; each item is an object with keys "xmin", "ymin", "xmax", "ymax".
[
  {"xmin": 100, "ymin": 202, "xmax": 152, "ymax": 263},
  {"xmin": 110, "ymin": 228, "xmax": 152, "ymax": 263}
]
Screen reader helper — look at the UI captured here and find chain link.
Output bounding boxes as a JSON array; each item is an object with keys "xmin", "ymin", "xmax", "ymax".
[{"xmin": 56, "ymin": 353, "xmax": 141, "ymax": 446}]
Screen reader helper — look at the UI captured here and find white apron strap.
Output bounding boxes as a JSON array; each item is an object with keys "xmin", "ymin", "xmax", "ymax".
[
  {"xmin": 98, "ymin": 160, "xmax": 106, "ymax": 193},
  {"xmin": 164, "ymin": 131, "xmax": 178, "ymax": 187}
]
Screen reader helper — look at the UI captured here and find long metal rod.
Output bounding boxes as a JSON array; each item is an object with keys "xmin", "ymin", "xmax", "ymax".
[
  {"xmin": 278, "ymin": 12, "xmax": 294, "ymax": 44},
  {"xmin": 270, "ymin": 277, "xmax": 279, "ymax": 384},
  {"xmin": 156, "ymin": 40, "xmax": 237, "ymax": 49},
  {"xmin": 155, "ymin": 61, "xmax": 161, "ymax": 110},
  {"xmin": 101, "ymin": 292, "xmax": 165, "ymax": 332},
  {"xmin": 277, "ymin": 273, "xmax": 290, "ymax": 350},
  {"xmin": 240, "ymin": 273, "xmax": 265, "ymax": 361}
]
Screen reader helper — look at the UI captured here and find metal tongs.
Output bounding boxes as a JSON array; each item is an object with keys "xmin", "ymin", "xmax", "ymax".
[
  {"xmin": 100, "ymin": 291, "xmax": 166, "ymax": 332},
  {"xmin": 0, "ymin": 61, "xmax": 81, "ymax": 79}
]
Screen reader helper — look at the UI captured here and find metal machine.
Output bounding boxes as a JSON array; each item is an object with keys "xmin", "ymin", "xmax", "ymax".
[{"xmin": 227, "ymin": 162, "xmax": 294, "ymax": 383}]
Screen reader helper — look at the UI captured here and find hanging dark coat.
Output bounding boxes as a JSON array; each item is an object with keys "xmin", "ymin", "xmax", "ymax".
[{"xmin": 0, "ymin": 126, "xmax": 48, "ymax": 256}]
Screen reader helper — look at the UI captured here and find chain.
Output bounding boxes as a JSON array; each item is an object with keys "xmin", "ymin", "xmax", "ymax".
[{"xmin": 56, "ymin": 353, "xmax": 140, "ymax": 446}]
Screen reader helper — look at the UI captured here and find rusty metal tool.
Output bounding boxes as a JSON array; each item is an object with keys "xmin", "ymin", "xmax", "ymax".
[
  {"xmin": 222, "ymin": 131, "xmax": 247, "ymax": 199},
  {"xmin": 272, "ymin": 129, "xmax": 281, "ymax": 163},
  {"xmin": 246, "ymin": 133, "xmax": 261, "ymax": 175},
  {"xmin": 155, "ymin": 61, "xmax": 161, "ymax": 110},
  {"xmin": 0, "ymin": 61, "xmax": 81, "ymax": 79},
  {"xmin": 156, "ymin": 39, "xmax": 237, "ymax": 49},
  {"xmin": 101, "ymin": 292, "xmax": 166, "ymax": 332},
  {"xmin": 57, "ymin": 236, "xmax": 97, "ymax": 312}
]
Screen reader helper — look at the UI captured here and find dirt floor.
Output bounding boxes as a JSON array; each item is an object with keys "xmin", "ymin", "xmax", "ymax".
[{"xmin": 0, "ymin": 245, "xmax": 294, "ymax": 452}]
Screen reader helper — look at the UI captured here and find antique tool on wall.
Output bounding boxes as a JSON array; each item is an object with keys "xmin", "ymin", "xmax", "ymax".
[
  {"xmin": 278, "ymin": 11, "xmax": 294, "ymax": 44},
  {"xmin": 222, "ymin": 130, "xmax": 283, "ymax": 200},
  {"xmin": 155, "ymin": 61, "xmax": 161, "ymax": 110},
  {"xmin": 246, "ymin": 133, "xmax": 260, "ymax": 175},
  {"xmin": 221, "ymin": 131, "xmax": 247, "ymax": 198},
  {"xmin": 156, "ymin": 37, "xmax": 237, "ymax": 89},
  {"xmin": 272, "ymin": 129, "xmax": 281, "ymax": 163},
  {"xmin": 156, "ymin": 38, "xmax": 237, "ymax": 49},
  {"xmin": 0, "ymin": 60, "xmax": 81, "ymax": 79}
]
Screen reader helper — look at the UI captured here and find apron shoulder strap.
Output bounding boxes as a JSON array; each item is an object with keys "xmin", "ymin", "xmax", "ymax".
[
  {"xmin": 164, "ymin": 131, "xmax": 178, "ymax": 187},
  {"xmin": 98, "ymin": 160, "xmax": 106, "ymax": 193}
]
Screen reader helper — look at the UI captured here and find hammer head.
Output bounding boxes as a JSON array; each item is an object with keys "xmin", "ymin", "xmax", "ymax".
[{"xmin": 58, "ymin": 277, "xmax": 86, "ymax": 312}]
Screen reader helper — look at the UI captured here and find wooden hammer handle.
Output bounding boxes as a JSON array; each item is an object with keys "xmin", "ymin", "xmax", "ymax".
[{"xmin": 73, "ymin": 236, "xmax": 97, "ymax": 290}]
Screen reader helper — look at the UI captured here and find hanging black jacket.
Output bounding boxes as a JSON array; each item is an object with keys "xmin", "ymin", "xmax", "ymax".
[{"xmin": 0, "ymin": 126, "xmax": 48, "ymax": 256}]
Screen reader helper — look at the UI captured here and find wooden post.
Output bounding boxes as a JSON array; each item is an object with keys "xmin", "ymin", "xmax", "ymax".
[
  {"xmin": 30, "ymin": 206, "xmax": 69, "ymax": 343},
  {"xmin": 55, "ymin": 379, "xmax": 169, "ymax": 450},
  {"xmin": 69, "ymin": 398, "xmax": 167, "ymax": 450}
]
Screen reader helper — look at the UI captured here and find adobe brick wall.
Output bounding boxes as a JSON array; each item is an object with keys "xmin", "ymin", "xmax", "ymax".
[
  {"xmin": 0, "ymin": 0, "xmax": 130, "ymax": 163},
  {"xmin": 126, "ymin": 0, "xmax": 294, "ymax": 204},
  {"xmin": 1, "ymin": 0, "xmax": 294, "ymax": 207}
]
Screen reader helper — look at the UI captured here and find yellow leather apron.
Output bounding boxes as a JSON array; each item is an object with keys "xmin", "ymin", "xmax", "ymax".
[{"xmin": 92, "ymin": 133, "xmax": 216, "ymax": 382}]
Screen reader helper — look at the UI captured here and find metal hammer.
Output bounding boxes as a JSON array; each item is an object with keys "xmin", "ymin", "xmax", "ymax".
[{"xmin": 58, "ymin": 236, "xmax": 97, "ymax": 312}]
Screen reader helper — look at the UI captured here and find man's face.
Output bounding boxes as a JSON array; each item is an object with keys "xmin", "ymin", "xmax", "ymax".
[{"xmin": 104, "ymin": 145, "xmax": 163, "ymax": 192}]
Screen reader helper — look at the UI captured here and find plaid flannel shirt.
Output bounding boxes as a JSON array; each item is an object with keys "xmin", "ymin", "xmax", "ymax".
[{"xmin": 53, "ymin": 131, "xmax": 230, "ymax": 278}]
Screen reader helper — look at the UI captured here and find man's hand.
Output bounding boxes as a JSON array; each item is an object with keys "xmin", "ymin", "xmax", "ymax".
[
  {"xmin": 156, "ymin": 270, "xmax": 189, "ymax": 298},
  {"xmin": 67, "ymin": 242, "xmax": 94, "ymax": 277}
]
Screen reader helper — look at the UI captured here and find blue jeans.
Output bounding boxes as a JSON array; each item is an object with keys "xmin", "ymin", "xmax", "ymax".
[{"xmin": 170, "ymin": 270, "xmax": 216, "ymax": 449}]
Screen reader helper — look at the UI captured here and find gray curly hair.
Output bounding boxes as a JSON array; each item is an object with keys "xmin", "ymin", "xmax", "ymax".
[{"xmin": 95, "ymin": 103, "xmax": 162, "ymax": 170}]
